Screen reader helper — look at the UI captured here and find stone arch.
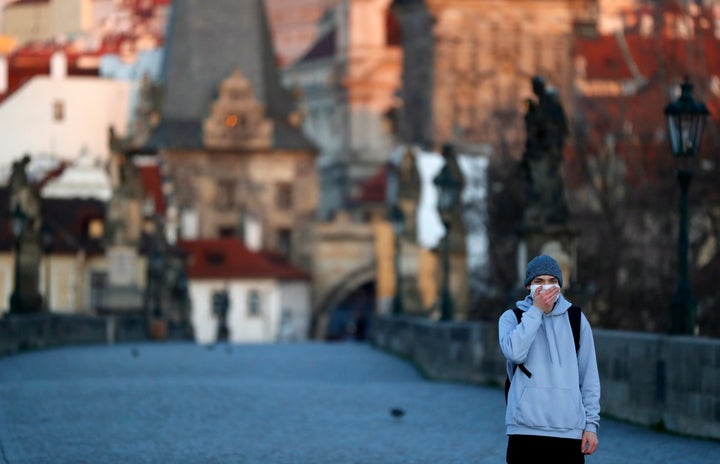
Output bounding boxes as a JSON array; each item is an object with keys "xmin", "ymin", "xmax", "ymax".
[{"xmin": 313, "ymin": 265, "xmax": 377, "ymax": 339}]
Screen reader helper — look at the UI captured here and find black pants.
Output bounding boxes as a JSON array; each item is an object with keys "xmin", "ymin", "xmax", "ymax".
[{"xmin": 506, "ymin": 435, "xmax": 584, "ymax": 464}]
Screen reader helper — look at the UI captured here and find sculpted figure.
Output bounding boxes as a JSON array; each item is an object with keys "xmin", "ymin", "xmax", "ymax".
[
  {"xmin": 521, "ymin": 76, "xmax": 570, "ymax": 226},
  {"xmin": 9, "ymin": 155, "xmax": 41, "ymax": 234}
]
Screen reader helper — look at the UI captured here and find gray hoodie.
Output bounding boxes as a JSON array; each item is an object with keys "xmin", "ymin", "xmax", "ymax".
[{"xmin": 499, "ymin": 293, "xmax": 601, "ymax": 438}]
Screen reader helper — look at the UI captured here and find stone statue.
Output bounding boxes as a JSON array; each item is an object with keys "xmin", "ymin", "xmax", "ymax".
[
  {"xmin": 9, "ymin": 155, "xmax": 41, "ymax": 234},
  {"xmin": 521, "ymin": 76, "xmax": 570, "ymax": 226},
  {"xmin": 105, "ymin": 147, "xmax": 144, "ymax": 246},
  {"xmin": 8, "ymin": 155, "xmax": 44, "ymax": 313}
]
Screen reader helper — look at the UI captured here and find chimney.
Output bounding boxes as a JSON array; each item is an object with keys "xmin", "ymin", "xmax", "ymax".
[
  {"xmin": 0, "ymin": 55, "xmax": 7, "ymax": 94},
  {"xmin": 50, "ymin": 51, "xmax": 67, "ymax": 79}
]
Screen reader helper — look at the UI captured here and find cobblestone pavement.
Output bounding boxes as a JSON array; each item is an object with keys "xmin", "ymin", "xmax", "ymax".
[{"xmin": 1, "ymin": 342, "xmax": 718, "ymax": 463}]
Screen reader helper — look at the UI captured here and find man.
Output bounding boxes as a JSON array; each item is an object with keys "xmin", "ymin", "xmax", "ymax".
[{"xmin": 499, "ymin": 255, "xmax": 600, "ymax": 463}]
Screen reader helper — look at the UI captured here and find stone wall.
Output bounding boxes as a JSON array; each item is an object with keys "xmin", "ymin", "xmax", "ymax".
[
  {"xmin": 371, "ymin": 315, "xmax": 720, "ymax": 440},
  {"xmin": 0, "ymin": 314, "xmax": 188, "ymax": 357}
]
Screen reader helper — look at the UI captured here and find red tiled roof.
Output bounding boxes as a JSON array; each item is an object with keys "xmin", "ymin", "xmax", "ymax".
[
  {"xmin": 0, "ymin": 33, "xmax": 165, "ymax": 104},
  {"xmin": 177, "ymin": 238, "xmax": 311, "ymax": 281},
  {"xmin": 36, "ymin": 161, "xmax": 68, "ymax": 189},
  {"xmin": 5, "ymin": 0, "xmax": 50, "ymax": 8},
  {"xmin": 576, "ymin": 6, "xmax": 720, "ymax": 82}
]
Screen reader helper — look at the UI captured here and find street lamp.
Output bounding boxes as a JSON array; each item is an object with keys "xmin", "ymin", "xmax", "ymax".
[
  {"xmin": 41, "ymin": 222, "xmax": 54, "ymax": 311},
  {"xmin": 387, "ymin": 203, "xmax": 405, "ymax": 315},
  {"xmin": 663, "ymin": 77, "xmax": 709, "ymax": 335},
  {"xmin": 433, "ymin": 144, "xmax": 462, "ymax": 322},
  {"xmin": 147, "ymin": 250, "xmax": 164, "ymax": 319},
  {"xmin": 9, "ymin": 204, "xmax": 26, "ymax": 313},
  {"xmin": 213, "ymin": 289, "xmax": 230, "ymax": 341}
]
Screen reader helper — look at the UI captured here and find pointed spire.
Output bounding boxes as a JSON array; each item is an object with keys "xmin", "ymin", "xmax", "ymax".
[{"xmin": 148, "ymin": 0, "xmax": 314, "ymax": 151}]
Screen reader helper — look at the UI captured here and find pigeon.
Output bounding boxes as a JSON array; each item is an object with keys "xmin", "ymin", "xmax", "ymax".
[{"xmin": 390, "ymin": 408, "xmax": 405, "ymax": 420}]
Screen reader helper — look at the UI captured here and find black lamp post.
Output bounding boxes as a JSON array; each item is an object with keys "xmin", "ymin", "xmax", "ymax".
[
  {"xmin": 9, "ymin": 204, "xmax": 27, "ymax": 313},
  {"xmin": 41, "ymin": 222, "xmax": 54, "ymax": 311},
  {"xmin": 213, "ymin": 289, "xmax": 230, "ymax": 341},
  {"xmin": 663, "ymin": 77, "xmax": 709, "ymax": 335},
  {"xmin": 388, "ymin": 203, "xmax": 405, "ymax": 315},
  {"xmin": 433, "ymin": 144, "xmax": 462, "ymax": 322},
  {"xmin": 148, "ymin": 250, "xmax": 164, "ymax": 319}
]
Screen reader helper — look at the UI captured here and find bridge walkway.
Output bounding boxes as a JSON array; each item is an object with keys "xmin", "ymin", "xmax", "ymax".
[{"xmin": 0, "ymin": 342, "xmax": 718, "ymax": 463}]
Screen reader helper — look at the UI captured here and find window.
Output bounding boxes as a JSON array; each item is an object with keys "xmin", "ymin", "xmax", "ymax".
[
  {"xmin": 247, "ymin": 290, "xmax": 261, "ymax": 317},
  {"xmin": 277, "ymin": 228, "xmax": 291, "ymax": 257},
  {"xmin": 205, "ymin": 251, "xmax": 225, "ymax": 266},
  {"xmin": 53, "ymin": 100, "xmax": 64, "ymax": 122},
  {"xmin": 276, "ymin": 182, "xmax": 293, "ymax": 210},
  {"xmin": 218, "ymin": 226, "xmax": 236, "ymax": 237},
  {"xmin": 216, "ymin": 179, "xmax": 236, "ymax": 209}
]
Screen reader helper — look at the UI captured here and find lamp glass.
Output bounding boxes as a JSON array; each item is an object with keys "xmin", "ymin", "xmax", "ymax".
[{"xmin": 664, "ymin": 79, "xmax": 710, "ymax": 161}]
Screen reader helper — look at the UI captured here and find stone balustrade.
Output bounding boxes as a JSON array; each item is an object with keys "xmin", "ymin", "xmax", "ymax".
[
  {"xmin": 0, "ymin": 314, "xmax": 188, "ymax": 357},
  {"xmin": 371, "ymin": 315, "xmax": 720, "ymax": 440}
]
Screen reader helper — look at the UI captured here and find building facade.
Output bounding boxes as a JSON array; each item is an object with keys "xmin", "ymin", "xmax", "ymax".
[
  {"xmin": 1, "ymin": 0, "xmax": 93, "ymax": 45},
  {"xmin": 0, "ymin": 71, "xmax": 132, "ymax": 167},
  {"xmin": 283, "ymin": 0, "xmax": 402, "ymax": 219},
  {"xmin": 179, "ymin": 238, "xmax": 312, "ymax": 344},
  {"xmin": 146, "ymin": 0, "xmax": 318, "ymax": 272}
]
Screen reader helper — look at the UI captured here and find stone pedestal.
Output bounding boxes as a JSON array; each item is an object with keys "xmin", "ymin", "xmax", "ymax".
[
  {"xmin": 98, "ymin": 246, "xmax": 143, "ymax": 313},
  {"xmin": 149, "ymin": 318, "xmax": 168, "ymax": 340},
  {"xmin": 11, "ymin": 237, "xmax": 43, "ymax": 313}
]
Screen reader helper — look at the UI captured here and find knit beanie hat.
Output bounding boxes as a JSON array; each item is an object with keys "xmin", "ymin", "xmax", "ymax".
[{"xmin": 524, "ymin": 255, "xmax": 563, "ymax": 288}]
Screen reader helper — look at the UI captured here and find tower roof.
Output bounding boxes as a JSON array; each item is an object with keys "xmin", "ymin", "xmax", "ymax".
[{"xmin": 150, "ymin": 0, "xmax": 313, "ymax": 151}]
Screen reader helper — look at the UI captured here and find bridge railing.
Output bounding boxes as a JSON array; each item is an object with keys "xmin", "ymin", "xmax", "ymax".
[
  {"xmin": 0, "ymin": 313, "xmax": 188, "ymax": 357},
  {"xmin": 371, "ymin": 315, "xmax": 720, "ymax": 441}
]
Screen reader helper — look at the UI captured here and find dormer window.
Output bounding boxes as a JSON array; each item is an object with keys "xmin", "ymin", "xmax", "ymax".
[
  {"xmin": 53, "ymin": 100, "xmax": 64, "ymax": 122},
  {"xmin": 205, "ymin": 251, "xmax": 225, "ymax": 265}
]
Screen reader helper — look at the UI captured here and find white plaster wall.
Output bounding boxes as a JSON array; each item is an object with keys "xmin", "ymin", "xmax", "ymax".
[
  {"xmin": 228, "ymin": 281, "xmax": 279, "ymax": 343},
  {"xmin": 189, "ymin": 279, "xmax": 282, "ymax": 345},
  {"xmin": 0, "ymin": 76, "xmax": 132, "ymax": 166},
  {"xmin": 0, "ymin": 253, "xmax": 12, "ymax": 315},
  {"xmin": 278, "ymin": 281, "xmax": 312, "ymax": 341},
  {"xmin": 43, "ymin": 256, "xmax": 80, "ymax": 313}
]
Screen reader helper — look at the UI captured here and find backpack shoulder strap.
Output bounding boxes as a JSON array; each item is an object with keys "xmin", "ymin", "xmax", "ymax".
[
  {"xmin": 567, "ymin": 305, "xmax": 582, "ymax": 353},
  {"xmin": 512, "ymin": 308, "xmax": 523, "ymax": 324},
  {"xmin": 510, "ymin": 308, "xmax": 532, "ymax": 378}
]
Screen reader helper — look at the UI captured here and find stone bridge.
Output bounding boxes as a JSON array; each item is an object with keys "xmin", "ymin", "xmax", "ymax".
[{"xmin": 1, "ymin": 341, "xmax": 719, "ymax": 463}]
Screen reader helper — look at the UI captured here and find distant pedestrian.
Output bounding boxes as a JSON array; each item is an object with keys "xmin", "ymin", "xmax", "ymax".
[{"xmin": 499, "ymin": 255, "xmax": 600, "ymax": 463}]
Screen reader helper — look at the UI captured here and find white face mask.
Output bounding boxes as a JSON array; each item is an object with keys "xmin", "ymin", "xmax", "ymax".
[{"xmin": 530, "ymin": 284, "xmax": 561, "ymax": 302}]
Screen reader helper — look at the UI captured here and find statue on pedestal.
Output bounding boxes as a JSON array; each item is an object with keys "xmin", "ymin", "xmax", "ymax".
[
  {"xmin": 520, "ymin": 76, "xmax": 570, "ymax": 226},
  {"xmin": 8, "ymin": 155, "xmax": 44, "ymax": 313}
]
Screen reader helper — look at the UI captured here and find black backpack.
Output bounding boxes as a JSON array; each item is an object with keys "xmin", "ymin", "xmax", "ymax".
[{"xmin": 504, "ymin": 306, "xmax": 582, "ymax": 404}]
